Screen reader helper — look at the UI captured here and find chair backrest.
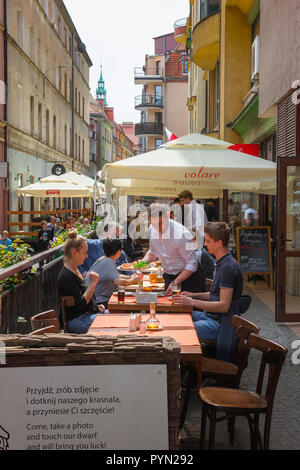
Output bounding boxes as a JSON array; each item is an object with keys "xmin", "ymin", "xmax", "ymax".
[
  {"xmin": 247, "ymin": 333, "xmax": 288, "ymax": 410},
  {"xmin": 59, "ymin": 296, "xmax": 75, "ymax": 333},
  {"xmin": 231, "ymin": 315, "xmax": 260, "ymax": 386},
  {"xmin": 31, "ymin": 310, "xmax": 59, "ymax": 332},
  {"xmin": 29, "ymin": 325, "xmax": 59, "ymax": 335},
  {"xmin": 205, "ymin": 278, "xmax": 213, "ymax": 291}
]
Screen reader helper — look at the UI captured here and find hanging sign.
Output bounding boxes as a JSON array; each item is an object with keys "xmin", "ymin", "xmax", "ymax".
[{"xmin": 51, "ymin": 164, "xmax": 66, "ymax": 176}]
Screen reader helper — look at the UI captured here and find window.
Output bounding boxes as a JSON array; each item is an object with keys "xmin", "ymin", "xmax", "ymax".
[
  {"xmin": 78, "ymin": 92, "xmax": 81, "ymax": 114},
  {"xmin": 64, "ymin": 125, "xmax": 67, "ymax": 154},
  {"xmin": 37, "ymin": 38, "xmax": 42, "ymax": 69},
  {"xmin": 155, "ymin": 138, "xmax": 163, "ymax": 149},
  {"xmin": 17, "ymin": 84, "xmax": 23, "ymax": 130},
  {"xmin": 75, "ymin": 88, "xmax": 77, "ymax": 110},
  {"xmin": 70, "ymin": 127, "xmax": 72, "ymax": 156},
  {"xmin": 78, "ymin": 135, "xmax": 81, "ymax": 161},
  {"xmin": 46, "ymin": 109, "xmax": 50, "ymax": 145},
  {"xmin": 214, "ymin": 61, "xmax": 220, "ymax": 125},
  {"xmin": 69, "ymin": 79, "xmax": 72, "ymax": 103},
  {"xmin": 183, "ymin": 60, "xmax": 189, "ymax": 75},
  {"xmin": 82, "ymin": 97, "xmax": 85, "ymax": 118},
  {"xmin": 30, "ymin": 96, "xmax": 34, "ymax": 136},
  {"xmin": 45, "ymin": 49, "xmax": 49, "ymax": 77},
  {"xmin": 64, "ymin": 74, "xmax": 67, "ymax": 99},
  {"xmin": 38, "ymin": 103, "xmax": 42, "ymax": 139},
  {"xmin": 57, "ymin": 17, "xmax": 62, "ymax": 37},
  {"xmin": 17, "ymin": 11, "xmax": 23, "ymax": 47},
  {"xmin": 29, "ymin": 27, "xmax": 34, "ymax": 61},
  {"xmin": 82, "ymin": 139, "xmax": 85, "ymax": 162},
  {"xmin": 155, "ymin": 85, "xmax": 162, "ymax": 106},
  {"xmin": 156, "ymin": 61, "xmax": 161, "ymax": 75},
  {"xmin": 155, "ymin": 112, "xmax": 162, "ymax": 123},
  {"xmin": 53, "ymin": 115, "xmax": 56, "ymax": 148},
  {"xmin": 52, "ymin": 59, "xmax": 56, "ymax": 86},
  {"xmin": 75, "ymin": 133, "xmax": 77, "ymax": 158}
]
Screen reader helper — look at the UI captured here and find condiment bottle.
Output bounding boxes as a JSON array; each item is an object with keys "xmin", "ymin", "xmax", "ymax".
[
  {"xmin": 146, "ymin": 303, "xmax": 160, "ymax": 330},
  {"xmin": 139, "ymin": 321, "xmax": 146, "ymax": 334}
]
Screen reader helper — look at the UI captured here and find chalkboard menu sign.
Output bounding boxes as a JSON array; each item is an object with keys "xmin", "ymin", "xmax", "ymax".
[{"xmin": 236, "ymin": 226, "xmax": 272, "ymax": 280}]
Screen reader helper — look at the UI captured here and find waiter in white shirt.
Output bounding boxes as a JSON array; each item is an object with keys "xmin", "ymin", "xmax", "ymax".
[
  {"xmin": 178, "ymin": 190, "xmax": 207, "ymax": 246},
  {"xmin": 142, "ymin": 204, "xmax": 204, "ymax": 295}
]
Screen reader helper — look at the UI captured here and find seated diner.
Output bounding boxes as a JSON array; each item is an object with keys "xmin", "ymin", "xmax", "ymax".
[
  {"xmin": 86, "ymin": 238, "xmax": 142, "ymax": 308},
  {"xmin": 57, "ymin": 230, "xmax": 106, "ymax": 334}
]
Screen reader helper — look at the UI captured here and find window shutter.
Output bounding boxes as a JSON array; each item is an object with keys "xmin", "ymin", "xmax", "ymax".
[{"xmin": 277, "ymin": 93, "xmax": 296, "ymax": 157}]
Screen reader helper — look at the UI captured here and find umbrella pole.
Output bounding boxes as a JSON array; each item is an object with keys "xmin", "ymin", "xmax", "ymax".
[{"xmin": 223, "ymin": 189, "xmax": 228, "ymax": 223}]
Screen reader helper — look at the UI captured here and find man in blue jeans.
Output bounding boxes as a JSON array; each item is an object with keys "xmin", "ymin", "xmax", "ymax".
[{"xmin": 174, "ymin": 221, "xmax": 243, "ymax": 340}]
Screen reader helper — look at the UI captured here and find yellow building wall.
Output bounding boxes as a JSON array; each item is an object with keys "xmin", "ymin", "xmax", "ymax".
[{"xmin": 220, "ymin": 4, "xmax": 252, "ymax": 143}]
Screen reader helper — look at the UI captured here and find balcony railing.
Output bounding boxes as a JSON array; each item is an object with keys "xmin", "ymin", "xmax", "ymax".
[
  {"xmin": 173, "ymin": 17, "xmax": 187, "ymax": 29},
  {"xmin": 135, "ymin": 122, "xmax": 163, "ymax": 136},
  {"xmin": 134, "ymin": 67, "xmax": 164, "ymax": 79},
  {"xmin": 199, "ymin": 0, "xmax": 220, "ymax": 21},
  {"xmin": 135, "ymin": 95, "xmax": 163, "ymax": 109}
]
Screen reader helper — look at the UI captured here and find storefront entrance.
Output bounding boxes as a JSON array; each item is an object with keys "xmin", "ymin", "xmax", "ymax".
[{"xmin": 277, "ymin": 157, "xmax": 300, "ymax": 321}]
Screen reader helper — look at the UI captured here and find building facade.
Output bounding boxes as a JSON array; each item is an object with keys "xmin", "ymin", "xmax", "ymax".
[
  {"xmin": 134, "ymin": 32, "xmax": 189, "ymax": 152},
  {"xmin": 89, "ymin": 68, "xmax": 134, "ymax": 178},
  {"xmin": 6, "ymin": 0, "xmax": 92, "ymax": 227},
  {"xmin": 89, "ymin": 95, "xmax": 113, "ymax": 178}
]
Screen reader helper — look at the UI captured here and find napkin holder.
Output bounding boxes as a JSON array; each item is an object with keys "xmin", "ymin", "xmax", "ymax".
[{"xmin": 135, "ymin": 291, "xmax": 158, "ymax": 304}]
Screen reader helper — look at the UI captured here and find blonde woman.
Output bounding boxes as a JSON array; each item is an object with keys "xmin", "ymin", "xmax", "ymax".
[{"xmin": 57, "ymin": 231, "xmax": 105, "ymax": 334}]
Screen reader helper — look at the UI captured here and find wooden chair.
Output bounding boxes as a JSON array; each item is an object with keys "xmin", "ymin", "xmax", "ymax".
[
  {"xmin": 199, "ymin": 333, "xmax": 288, "ymax": 450},
  {"xmin": 29, "ymin": 325, "xmax": 59, "ymax": 335},
  {"xmin": 31, "ymin": 310, "xmax": 60, "ymax": 332},
  {"xmin": 205, "ymin": 278, "xmax": 213, "ymax": 291},
  {"xmin": 59, "ymin": 296, "xmax": 75, "ymax": 333},
  {"xmin": 200, "ymin": 315, "xmax": 260, "ymax": 387},
  {"xmin": 180, "ymin": 316, "xmax": 259, "ymax": 431}
]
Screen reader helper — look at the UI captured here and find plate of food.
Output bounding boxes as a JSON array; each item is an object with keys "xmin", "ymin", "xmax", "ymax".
[{"xmin": 118, "ymin": 261, "xmax": 151, "ymax": 271}]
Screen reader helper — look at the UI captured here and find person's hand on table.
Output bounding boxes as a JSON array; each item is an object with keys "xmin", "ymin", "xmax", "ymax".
[
  {"xmin": 173, "ymin": 294, "xmax": 193, "ymax": 306},
  {"xmin": 181, "ymin": 291, "xmax": 193, "ymax": 297},
  {"xmin": 98, "ymin": 304, "xmax": 106, "ymax": 313}
]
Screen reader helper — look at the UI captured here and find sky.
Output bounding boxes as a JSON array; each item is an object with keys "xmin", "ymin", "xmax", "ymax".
[{"xmin": 63, "ymin": 0, "xmax": 189, "ymax": 124}]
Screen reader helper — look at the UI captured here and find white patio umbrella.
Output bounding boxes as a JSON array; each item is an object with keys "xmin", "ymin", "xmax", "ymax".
[
  {"xmin": 102, "ymin": 133, "xmax": 276, "ymax": 202},
  {"xmin": 16, "ymin": 180, "xmax": 90, "ymax": 197}
]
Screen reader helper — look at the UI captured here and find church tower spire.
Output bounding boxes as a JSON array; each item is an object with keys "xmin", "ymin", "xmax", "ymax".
[{"xmin": 96, "ymin": 65, "xmax": 107, "ymax": 106}]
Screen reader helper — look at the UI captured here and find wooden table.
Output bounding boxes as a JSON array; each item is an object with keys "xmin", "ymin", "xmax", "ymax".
[
  {"xmin": 88, "ymin": 312, "xmax": 202, "ymax": 429},
  {"xmin": 108, "ymin": 294, "xmax": 193, "ymax": 314}
]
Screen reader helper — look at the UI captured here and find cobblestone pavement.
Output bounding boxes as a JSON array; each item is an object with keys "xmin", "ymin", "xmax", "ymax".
[{"xmin": 179, "ymin": 287, "xmax": 300, "ymax": 450}]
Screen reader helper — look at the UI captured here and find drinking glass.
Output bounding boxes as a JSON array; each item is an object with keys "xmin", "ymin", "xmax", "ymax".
[
  {"xmin": 117, "ymin": 286, "xmax": 125, "ymax": 304},
  {"xmin": 171, "ymin": 282, "xmax": 181, "ymax": 305}
]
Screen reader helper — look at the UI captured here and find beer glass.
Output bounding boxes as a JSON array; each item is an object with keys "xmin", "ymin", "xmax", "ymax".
[
  {"xmin": 171, "ymin": 282, "xmax": 181, "ymax": 305},
  {"xmin": 117, "ymin": 286, "xmax": 125, "ymax": 304}
]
